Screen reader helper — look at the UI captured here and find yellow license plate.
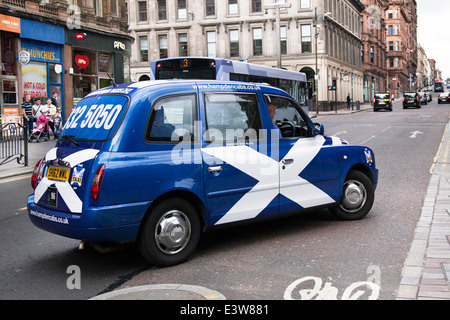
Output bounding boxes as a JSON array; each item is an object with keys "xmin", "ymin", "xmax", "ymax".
[{"xmin": 46, "ymin": 167, "xmax": 70, "ymax": 182}]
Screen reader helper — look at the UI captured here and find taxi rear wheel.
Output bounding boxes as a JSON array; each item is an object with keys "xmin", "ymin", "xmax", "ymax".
[
  {"xmin": 331, "ymin": 171, "xmax": 374, "ymax": 221},
  {"xmin": 138, "ymin": 198, "xmax": 201, "ymax": 267}
]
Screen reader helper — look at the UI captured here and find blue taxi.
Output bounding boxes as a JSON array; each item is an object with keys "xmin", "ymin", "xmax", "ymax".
[{"xmin": 27, "ymin": 80, "xmax": 378, "ymax": 266}]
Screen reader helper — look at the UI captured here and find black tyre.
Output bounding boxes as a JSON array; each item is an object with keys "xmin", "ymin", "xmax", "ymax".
[
  {"xmin": 138, "ymin": 198, "xmax": 201, "ymax": 267},
  {"xmin": 330, "ymin": 170, "xmax": 374, "ymax": 221}
]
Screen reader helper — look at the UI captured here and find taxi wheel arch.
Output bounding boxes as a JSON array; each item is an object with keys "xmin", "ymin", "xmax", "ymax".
[
  {"xmin": 138, "ymin": 196, "xmax": 202, "ymax": 267},
  {"xmin": 331, "ymin": 169, "xmax": 374, "ymax": 221}
]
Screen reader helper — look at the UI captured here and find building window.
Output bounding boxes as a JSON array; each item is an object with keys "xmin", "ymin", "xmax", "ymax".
[
  {"xmin": 229, "ymin": 0, "xmax": 238, "ymax": 15},
  {"xmin": 159, "ymin": 35, "xmax": 168, "ymax": 58},
  {"xmin": 389, "ymin": 41, "xmax": 393, "ymax": 51},
  {"xmin": 139, "ymin": 36, "xmax": 148, "ymax": 62},
  {"xmin": 177, "ymin": 0, "xmax": 187, "ymax": 19},
  {"xmin": 3, "ymin": 80, "xmax": 17, "ymax": 105},
  {"xmin": 395, "ymin": 41, "xmax": 399, "ymax": 51},
  {"xmin": 138, "ymin": 1, "xmax": 147, "ymax": 22},
  {"xmin": 389, "ymin": 58, "xmax": 394, "ymax": 68},
  {"xmin": 252, "ymin": 28, "xmax": 262, "ymax": 56},
  {"xmin": 395, "ymin": 57, "xmax": 399, "ymax": 68},
  {"xmin": 206, "ymin": 0, "xmax": 215, "ymax": 16},
  {"xmin": 278, "ymin": 0, "xmax": 287, "ymax": 11},
  {"xmin": 158, "ymin": 0, "xmax": 167, "ymax": 20},
  {"xmin": 300, "ymin": 0, "xmax": 310, "ymax": 9},
  {"xmin": 252, "ymin": 0, "xmax": 261, "ymax": 12},
  {"xmin": 94, "ymin": 0, "xmax": 102, "ymax": 16},
  {"xmin": 178, "ymin": 33, "xmax": 188, "ymax": 56},
  {"xmin": 280, "ymin": 26, "xmax": 287, "ymax": 54},
  {"xmin": 207, "ymin": 31, "xmax": 216, "ymax": 57},
  {"xmin": 110, "ymin": 0, "xmax": 117, "ymax": 15},
  {"xmin": 301, "ymin": 24, "xmax": 311, "ymax": 53},
  {"xmin": 370, "ymin": 46, "xmax": 374, "ymax": 63},
  {"xmin": 229, "ymin": 29, "xmax": 239, "ymax": 57}
]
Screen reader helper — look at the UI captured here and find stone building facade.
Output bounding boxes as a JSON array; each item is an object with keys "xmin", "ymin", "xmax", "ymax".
[{"xmin": 127, "ymin": 0, "xmax": 365, "ymax": 111}]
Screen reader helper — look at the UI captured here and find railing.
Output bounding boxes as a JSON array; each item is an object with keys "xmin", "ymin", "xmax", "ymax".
[{"xmin": 0, "ymin": 121, "xmax": 28, "ymax": 166}]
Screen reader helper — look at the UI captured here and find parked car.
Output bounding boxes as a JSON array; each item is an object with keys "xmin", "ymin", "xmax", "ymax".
[
  {"xmin": 418, "ymin": 92, "xmax": 428, "ymax": 105},
  {"xmin": 438, "ymin": 92, "xmax": 448, "ymax": 104},
  {"xmin": 27, "ymin": 80, "xmax": 378, "ymax": 267},
  {"xmin": 403, "ymin": 92, "xmax": 420, "ymax": 108},
  {"xmin": 373, "ymin": 92, "xmax": 392, "ymax": 111}
]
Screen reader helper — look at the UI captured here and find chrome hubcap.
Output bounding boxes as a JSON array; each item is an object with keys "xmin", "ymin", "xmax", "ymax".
[
  {"xmin": 155, "ymin": 210, "xmax": 191, "ymax": 255},
  {"xmin": 340, "ymin": 180, "xmax": 367, "ymax": 213}
]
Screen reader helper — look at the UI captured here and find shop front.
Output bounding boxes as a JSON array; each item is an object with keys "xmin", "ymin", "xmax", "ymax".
[
  {"xmin": 0, "ymin": 13, "xmax": 21, "ymax": 121},
  {"xmin": 66, "ymin": 29, "xmax": 132, "ymax": 111},
  {"xmin": 20, "ymin": 19, "xmax": 65, "ymax": 111}
]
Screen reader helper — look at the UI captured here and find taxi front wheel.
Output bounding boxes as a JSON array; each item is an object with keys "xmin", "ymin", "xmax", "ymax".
[
  {"xmin": 330, "ymin": 171, "xmax": 374, "ymax": 221},
  {"xmin": 138, "ymin": 198, "xmax": 201, "ymax": 267}
]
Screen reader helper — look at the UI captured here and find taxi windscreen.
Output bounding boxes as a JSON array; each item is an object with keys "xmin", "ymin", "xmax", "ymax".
[{"xmin": 61, "ymin": 95, "xmax": 128, "ymax": 141}]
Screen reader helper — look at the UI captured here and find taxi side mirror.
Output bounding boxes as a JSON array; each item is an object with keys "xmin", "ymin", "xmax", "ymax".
[{"xmin": 313, "ymin": 123, "xmax": 324, "ymax": 135}]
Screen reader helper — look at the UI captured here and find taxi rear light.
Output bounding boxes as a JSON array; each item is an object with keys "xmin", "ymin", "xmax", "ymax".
[
  {"xmin": 91, "ymin": 165, "xmax": 105, "ymax": 201},
  {"xmin": 31, "ymin": 159, "xmax": 44, "ymax": 189}
]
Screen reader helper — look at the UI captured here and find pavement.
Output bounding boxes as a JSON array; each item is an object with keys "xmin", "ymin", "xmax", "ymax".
[{"xmin": 1, "ymin": 100, "xmax": 449, "ymax": 300}]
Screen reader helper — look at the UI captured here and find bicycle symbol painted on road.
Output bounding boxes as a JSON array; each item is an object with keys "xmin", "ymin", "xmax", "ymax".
[{"xmin": 284, "ymin": 265, "xmax": 381, "ymax": 300}]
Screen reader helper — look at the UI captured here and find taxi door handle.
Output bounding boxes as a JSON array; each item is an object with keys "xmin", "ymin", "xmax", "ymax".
[
  {"xmin": 208, "ymin": 166, "xmax": 223, "ymax": 173},
  {"xmin": 282, "ymin": 159, "xmax": 293, "ymax": 170}
]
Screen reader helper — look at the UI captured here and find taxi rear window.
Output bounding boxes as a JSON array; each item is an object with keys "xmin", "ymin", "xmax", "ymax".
[
  {"xmin": 375, "ymin": 94, "xmax": 388, "ymax": 99},
  {"xmin": 61, "ymin": 95, "xmax": 128, "ymax": 141}
]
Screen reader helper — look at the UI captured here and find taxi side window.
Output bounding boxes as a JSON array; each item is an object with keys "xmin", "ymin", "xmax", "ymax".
[
  {"xmin": 264, "ymin": 94, "xmax": 310, "ymax": 138},
  {"xmin": 204, "ymin": 92, "xmax": 262, "ymax": 143},
  {"xmin": 147, "ymin": 94, "xmax": 196, "ymax": 142}
]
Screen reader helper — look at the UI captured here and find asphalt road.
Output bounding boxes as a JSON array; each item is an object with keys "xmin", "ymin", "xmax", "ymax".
[
  {"xmin": 0, "ymin": 95, "xmax": 448, "ymax": 300},
  {"xmin": 116, "ymin": 97, "xmax": 450, "ymax": 300}
]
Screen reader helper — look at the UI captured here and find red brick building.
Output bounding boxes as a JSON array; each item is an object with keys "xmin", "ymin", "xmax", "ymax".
[{"xmin": 385, "ymin": 0, "xmax": 417, "ymax": 97}]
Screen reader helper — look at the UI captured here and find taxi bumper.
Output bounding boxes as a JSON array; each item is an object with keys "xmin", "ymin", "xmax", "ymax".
[{"xmin": 27, "ymin": 195, "xmax": 150, "ymax": 242}]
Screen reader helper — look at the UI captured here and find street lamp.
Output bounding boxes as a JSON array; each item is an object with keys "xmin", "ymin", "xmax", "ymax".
[
  {"xmin": 264, "ymin": 2, "xmax": 291, "ymax": 69},
  {"xmin": 314, "ymin": 7, "xmax": 318, "ymax": 116},
  {"xmin": 314, "ymin": 9, "xmax": 331, "ymax": 116}
]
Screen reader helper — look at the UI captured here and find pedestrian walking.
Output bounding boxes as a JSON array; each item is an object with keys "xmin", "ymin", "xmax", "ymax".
[{"xmin": 347, "ymin": 93, "xmax": 351, "ymax": 109}]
